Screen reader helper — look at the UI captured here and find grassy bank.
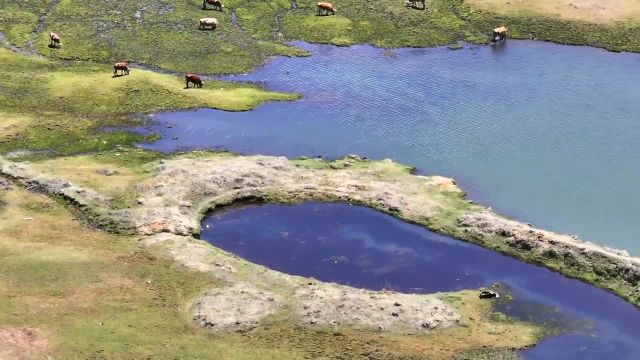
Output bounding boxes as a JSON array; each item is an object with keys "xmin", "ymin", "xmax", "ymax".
[
  {"xmin": 4, "ymin": 0, "xmax": 640, "ymax": 77},
  {"xmin": 0, "ymin": 48, "xmax": 296, "ymax": 158}
]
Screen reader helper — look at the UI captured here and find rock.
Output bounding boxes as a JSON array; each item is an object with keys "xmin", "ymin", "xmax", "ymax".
[
  {"xmin": 479, "ymin": 290, "xmax": 499, "ymax": 299},
  {"xmin": 97, "ymin": 169, "xmax": 118, "ymax": 176},
  {"xmin": 0, "ymin": 177, "xmax": 11, "ymax": 190},
  {"xmin": 540, "ymin": 249, "xmax": 557, "ymax": 259},
  {"xmin": 507, "ymin": 238, "xmax": 537, "ymax": 251}
]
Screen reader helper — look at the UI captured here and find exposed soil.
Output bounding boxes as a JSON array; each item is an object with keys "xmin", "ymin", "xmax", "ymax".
[
  {"xmin": 295, "ymin": 282, "xmax": 459, "ymax": 331},
  {"xmin": 192, "ymin": 283, "xmax": 283, "ymax": 331},
  {"xmin": 0, "ymin": 327, "xmax": 51, "ymax": 359},
  {"xmin": 468, "ymin": 0, "xmax": 640, "ymax": 24}
]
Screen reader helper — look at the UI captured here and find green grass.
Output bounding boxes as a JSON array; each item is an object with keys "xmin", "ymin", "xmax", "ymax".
[
  {"xmin": 4, "ymin": 0, "xmax": 640, "ymax": 78},
  {"xmin": 31, "ymin": 0, "xmax": 307, "ymax": 74},
  {"xmin": 0, "ymin": 48, "xmax": 296, "ymax": 157}
]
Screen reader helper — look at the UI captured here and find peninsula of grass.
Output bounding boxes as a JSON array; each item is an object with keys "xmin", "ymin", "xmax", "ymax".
[{"xmin": 0, "ymin": 48, "xmax": 296, "ymax": 157}]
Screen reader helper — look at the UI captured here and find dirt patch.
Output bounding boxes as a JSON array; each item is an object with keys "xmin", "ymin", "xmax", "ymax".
[
  {"xmin": 295, "ymin": 282, "xmax": 459, "ymax": 331},
  {"xmin": 191, "ymin": 283, "xmax": 283, "ymax": 331},
  {"xmin": 28, "ymin": 155, "xmax": 144, "ymax": 195},
  {"xmin": 0, "ymin": 327, "xmax": 52, "ymax": 359},
  {"xmin": 0, "ymin": 113, "xmax": 31, "ymax": 138},
  {"xmin": 467, "ymin": 0, "xmax": 640, "ymax": 24}
]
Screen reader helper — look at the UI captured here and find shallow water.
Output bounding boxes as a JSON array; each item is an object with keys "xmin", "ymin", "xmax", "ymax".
[
  {"xmin": 142, "ymin": 40, "xmax": 640, "ymax": 254},
  {"xmin": 201, "ymin": 202, "xmax": 640, "ymax": 359}
]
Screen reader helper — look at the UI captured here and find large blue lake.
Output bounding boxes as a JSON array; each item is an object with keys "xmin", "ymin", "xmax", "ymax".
[
  {"xmin": 201, "ymin": 203, "xmax": 640, "ymax": 359},
  {"xmin": 142, "ymin": 40, "xmax": 640, "ymax": 254}
]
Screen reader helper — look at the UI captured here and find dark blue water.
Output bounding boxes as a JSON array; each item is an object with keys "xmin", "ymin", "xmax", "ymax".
[
  {"xmin": 201, "ymin": 203, "xmax": 640, "ymax": 359},
  {"xmin": 142, "ymin": 41, "xmax": 640, "ymax": 254}
]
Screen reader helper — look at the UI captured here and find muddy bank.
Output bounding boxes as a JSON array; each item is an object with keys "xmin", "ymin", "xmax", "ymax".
[{"xmin": 1, "ymin": 153, "xmax": 638, "ymax": 306}]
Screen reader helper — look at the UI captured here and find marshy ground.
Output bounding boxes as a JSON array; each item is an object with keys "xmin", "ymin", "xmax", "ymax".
[{"xmin": 1, "ymin": 0, "xmax": 639, "ymax": 357}]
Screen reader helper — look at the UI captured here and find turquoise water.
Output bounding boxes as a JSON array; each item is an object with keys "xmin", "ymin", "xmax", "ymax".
[
  {"xmin": 201, "ymin": 203, "xmax": 640, "ymax": 359},
  {"xmin": 144, "ymin": 41, "xmax": 640, "ymax": 254}
]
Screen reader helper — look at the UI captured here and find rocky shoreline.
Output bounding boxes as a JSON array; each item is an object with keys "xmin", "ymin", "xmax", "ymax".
[{"xmin": 1, "ymin": 152, "xmax": 638, "ymax": 308}]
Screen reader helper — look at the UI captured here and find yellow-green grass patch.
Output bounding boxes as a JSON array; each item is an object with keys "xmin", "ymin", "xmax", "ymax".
[{"xmin": 0, "ymin": 113, "xmax": 32, "ymax": 138}]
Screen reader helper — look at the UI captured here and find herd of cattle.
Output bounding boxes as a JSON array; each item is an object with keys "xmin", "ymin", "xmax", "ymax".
[{"xmin": 46, "ymin": 1, "xmax": 508, "ymax": 89}]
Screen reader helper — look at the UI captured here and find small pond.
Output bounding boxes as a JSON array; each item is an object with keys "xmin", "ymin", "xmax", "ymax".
[
  {"xmin": 201, "ymin": 202, "xmax": 640, "ymax": 359},
  {"xmin": 142, "ymin": 40, "xmax": 640, "ymax": 254}
]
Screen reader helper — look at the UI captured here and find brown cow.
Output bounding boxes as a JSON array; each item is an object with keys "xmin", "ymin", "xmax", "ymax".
[
  {"xmin": 316, "ymin": 2, "xmax": 336, "ymax": 15},
  {"xmin": 199, "ymin": 18, "xmax": 218, "ymax": 30},
  {"xmin": 185, "ymin": 73, "xmax": 204, "ymax": 88},
  {"xmin": 49, "ymin": 32, "xmax": 60, "ymax": 48},
  {"xmin": 492, "ymin": 26, "xmax": 508, "ymax": 43},
  {"xmin": 113, "ymin": 62, "xmax": 130, "ymax": 76},
  {"xmin": 203, "ymin": 0, "xmax": 224, "ymax": 11}
]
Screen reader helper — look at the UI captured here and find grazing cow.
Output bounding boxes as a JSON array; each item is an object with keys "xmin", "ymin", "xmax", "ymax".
[
  {"xmin": 492, "ymin": 26, "xmax": 508, "ymax": 43},
  {"xmin": 199, "ymin": 17, "xmax": 218, "ymax": 30},
  {"xmin": 185, "ymin": 73, "xmax": 204, "ymax": 88},
  {"xmin": 316, "ymin": 2, "xmax": 336, "ymax": 15},
  {"xmin": 404, "ymin": 0, "xmax": 426, "ymax": 10},
  {"xmin": 113, "ymin": 62, "xmax": 130, "ymax": 76},
  {"xmin": 49, "ymin": 32, "xmax": 60, "ymax": 48},
  {"xmin": 203, "ymin": 0, "xmax": 224, "ymax": 11}
]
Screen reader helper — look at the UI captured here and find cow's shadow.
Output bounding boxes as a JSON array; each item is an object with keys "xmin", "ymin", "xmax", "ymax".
[{"xmin": 47, "ymin": 44, "xmax": 60, "ymax": 49}]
